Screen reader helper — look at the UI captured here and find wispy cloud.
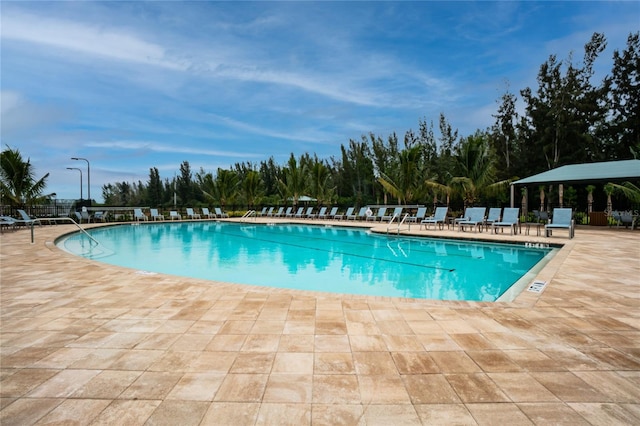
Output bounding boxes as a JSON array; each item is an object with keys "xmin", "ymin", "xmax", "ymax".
[{"xmin": 85, "ymin": 140, "xmax": 264, "ymax": 159}]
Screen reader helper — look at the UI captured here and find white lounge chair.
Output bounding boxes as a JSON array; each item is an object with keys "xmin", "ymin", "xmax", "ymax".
[
  {"xmin": 491, "ymin": 208, "xmax": 519, "ymax": 235},
  {"xmin": 186, "ymin": 208, "xmax": 201, "ymax": 219},
  {"xmin": 215, "ymin": 207, "xmax": 229, "ymax": 218},
  {"xmin": 150, "ymin": 208, "xmax": 164, "ymax": 221},
  {"xmin": 269, "ymin": 207, "xmax": 283, "ymax": 217},
  {"xmin": 92, "ymin": 211, "xmax": 107, "ymax": 222},
  {"xmin": 316, "ymin": 207, "xmax": 328, "ymax": 219},
  {"xmin": 257, "ymin": 207, "xmax": 268, "ymax": 217},
  {"xmin": 420, "ymin": 207, "xmax": 448, "ymax": 230},
  {"xmin": 169, "ymin": 211, "xmax": 182, "ymax": 220},
  {"xmin": 545, "ymin": 208, "xmax": 574, "ymax": 239},
  {"xmin": 134, "ymin": 208, "xmax": 149, "ymax": 221}
]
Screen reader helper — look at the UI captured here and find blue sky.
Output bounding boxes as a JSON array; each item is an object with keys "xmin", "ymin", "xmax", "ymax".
[{"xmin": 1, "ymin": 1, "xmax": 638, "ymax": 202}]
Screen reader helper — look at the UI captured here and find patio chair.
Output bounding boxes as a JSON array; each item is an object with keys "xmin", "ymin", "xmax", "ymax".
[
  {"xmin": 169, "ymin": 210, "xmax": 182, "ymax": 220},
  {"xmin": 215, "ymin": 207, "xmax": 229, "ymax": 218},
  {"xmin": 279, "ymin": 207, "xmax": 292, "ymax": 217},
  {"xmin": 612, "ymin": 210, "xmax": 636, "ymax": 229},
  {"xmin": 149, "ymin": 209, "xmax": 164, "ymax": 221},
  {"xmin": 134, "ymin": 208, "xmax": 149, "ymax": 221},
  {"xmin": 407, "ymin": 207, "xmax": 427, "ymax": 223},
  {"xmin": 453, "ymin": 207, "xmax": 472, "ymax": 230},
  {"xmin": 314, "ymin": 207, "xmax": 327, "ymax": 219},
  {"xmin": 91, "ymin": 211, "xmax": 107, "ymax": 222},
  {"xmin": 292, "ymin": 207, "xmax": 304, "ymax": 218},
  {"xmin": 257, "ymin": 207, "xmax": 268, "ymax": 217},
  {"xmin": 326, "ymin": 207, "xmax": 339, "ymax": 219},
  {"xmin": 367, "ymin": 207, "xmax": 386, "ymax": 221},
  {"xmin": 1, "ymin": 216, "xmax": 17, "ymax": 233},
  {"xmin": 458, "ymin": 207, "xmax": 486, "ymax": 232},
  {"xmin": 269, "ymin": 207, "xmax": 283, "ymax": 217},
  {"xmin": 545, "ymin": 208, "xmax": 574, "ymax": 238},
  {"xmin": 382, "ymin": 207, "xmax": 403, "ymax": 222},
  {"xmin": 420, "ymin": 207, "xmax": 448, "ymax": 230},
  {"xmin": 491, "ymin": 208, "xmax": 519, "ymax": 235},
  {"xmin": 484, "ymin": 207, "xmax": 502, "ymax": 230},
  {"xmin": 302, "ymin": 207, "xmax": 314, "ymax": 218},
  {"xmin": 336, "ymin": 207, "xmax": 354, "ymax": 220},
  {"xmin": 200, "ymin": 207, "xmax": 215, "ymax": 219},
  {"xmin": 186, "ymin": 208, "xmax": 201, "ymax": 219},
  {"xmin": 350, "ymin": 207, "xmax": 367, "ymax": 220}
]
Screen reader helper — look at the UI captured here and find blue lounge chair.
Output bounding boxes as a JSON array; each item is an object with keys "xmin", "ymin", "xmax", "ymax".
[
  {"xmin": 257, "ymin": 207, "xmax": 268, "ymax": 217},
  {"xmin": 292, "ymin": 207, "xmax": 304, "ymax": 218},
  {"xmin": 484, "ymin": 207, "xmax": 502, "ymax": 230},
  {"xmin": 314, "ymin": 207, "xmax": 327, "ymax": 219},
  {"xmin": 545, "ymin": 208, "xmax": 574, "ymax": 239},
  {"xmin": 134, "ymin": 208, "xmax": 149, "ymax": 221},
  {"xmin": 169, "ymin": 210, "xmax": 182, "ymax": 220},
  {"xmin": 325, "ymin": 207, "xmax": 338, "ymax": 219},
  {"xmin": 407, "ymin": 207, "xmax": 427, "ymax": 223},
  {"xmin": 1, "ymin": 216, "xmax": 17, "ymax": 233},
  {"xmin": 367, "ymin": 207, "xmax": 386, "ymax": 221},
  {"xmin": 303, "ymin": 207, "xmax": 314, "ymax": 218},
  {"xmin": 458, "ymin": 207, "xmax": 486, "ymax": 232},
  {"xmin": 383, "ymin": 207, "xmax": 403, "ymax": 222},
  {"xmin": 491, "ymin": 208, "xmax": 519, "ymax": 235},
  {"xmin": 336, "ymin": 207, "xmax": 354, "ymax": 220},
  {"xmin": 268, "ymin": 207, "xmax": 281, "ymax": 217},
  {"xmin": 350, "ymin": 207, "xmax": 367, "ymax": 221},
  {"xmin": 420, "ymin": 207, "xmax": 448, "ymax": 230},
  {"xmin": 279, "ymin": 207, "xmax": 292, "ymax": 217}
]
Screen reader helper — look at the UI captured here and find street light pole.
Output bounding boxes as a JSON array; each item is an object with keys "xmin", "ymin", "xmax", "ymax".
[
  {"xmin": 66, "ymin": 167, "xmax": 83, "ymax": 200},
  {"xmin": 71, "ymin": 157, "xmax": 90, "ymax": 205}
]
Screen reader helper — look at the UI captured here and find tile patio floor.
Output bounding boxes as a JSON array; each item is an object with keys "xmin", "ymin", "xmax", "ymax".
[{"xmin": 1, "ymin": 219, "xmax": 639, "ymax": 425}]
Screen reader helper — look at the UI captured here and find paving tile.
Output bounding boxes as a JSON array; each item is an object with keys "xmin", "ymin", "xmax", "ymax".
[
  {"xmin": 488, "ymin": 372, "xmax": 559, "ymax": 402},
  {"xmin": 0, "ymin": 369, "xmax": 59, "ymax": 398},
  {"xmin": 144, "ymin": 399, "xmax": 209, "ymax": 426},
  {"xmin": 165, "ymin": 372, "xmax": 225, "ymax": 401},
  {"xmin": 214, "ymin": 373, "xmax": 269, "ymax": 402},
  {"xmin": 311, "ymin": 404, "xmax": 365, "ymax": 425},
  {"xmin": 466, "ymin": 350, "xmax": 523, "ymax": 372},
  {"xmin": 402, "ymin": 374, "xmax": 460, "ymax": 404},
  {"xmin": 465, "ymin": 403, "xmax": 533, "ymax": 425},
  {"xmin": 118, "ymin": 371, "xmax": 183, "ymax": 400},
  {"xmin": 414, "ymin": 404, "xmax": 476, "ymax": 425},
  {"xmin": 262, "ymin": 374, "xmax": 312, "ymax": 403},
  {"xmin": 358, "ymin": 375, "xmax": 411, "ymax": 404},
  {"xmin": 429, "ymin": 351, "xmax": 482, "ymax": 373},
  {"xmin": 200, "ymin": 402, "xmax": 260, "ymax": 425},
  {"xmin": 445, "ymin": 373, "xmax": 510, "ymax": 403},
  {"xmin": 531, "ymin": 371, "xmax": 610, "ymax": 402},
  {"xmin": 0, "ymin": 398, "xmax": 62, "ymax": 425},
  {"xmin": 255, "ymin": 403, "xmax": 311, "ymax": 425},
  {"xmin": 34, "ymin": 399, "xmax": 112, "ymax": 425},
  {"xmin": 314, "ymin": 352, "xmax": 355, "ymax": 374},
  {"xmin": 362, "ymin": 404, "xmax": 421, "ymax": 426},
  {"xmin": 352, "ymin": 351, "xmax": 398, "ymax": 375},
  {"xmin": 391, "ymin": 352, "xmax": 439, "ymax": 374},
  {"xmin": 517, "ymin": 402, "xmax": 591, "ymax": 425},
  {"xmin": 88, "ymin": 399, "xmax": 161, "ymax": 425},
  {"xmin": 71, "ymin": 370, "xmax": 142, "ymax": 399},
  {"xmin": 312, "ymin": 374, "xmax": 360, "ymax": 404}
]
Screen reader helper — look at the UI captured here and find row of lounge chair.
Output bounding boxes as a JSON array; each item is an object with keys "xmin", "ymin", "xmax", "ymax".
[
  {"xmin": 417, "ymin": 206, "xmax": 575, "ymax": 238},
  {"xmin": 133, "ymin": 207, "xmax": 228, "ymax": 222}
]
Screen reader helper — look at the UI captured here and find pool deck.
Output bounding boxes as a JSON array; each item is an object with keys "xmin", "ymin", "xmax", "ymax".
[{"xmin": 1, "ymin": 219, "xmax": 639, "ymax": 425}]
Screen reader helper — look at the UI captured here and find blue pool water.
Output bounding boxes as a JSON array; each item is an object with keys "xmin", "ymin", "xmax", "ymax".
[{"xmin": 57, "ymin": 222, "xmax": 553, "ymax": 301}]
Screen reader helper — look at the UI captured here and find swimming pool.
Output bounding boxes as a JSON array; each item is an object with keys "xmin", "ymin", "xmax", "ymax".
[{"xmin": 57, "ymin": 222, "xmax": 554, "ymax": 302}]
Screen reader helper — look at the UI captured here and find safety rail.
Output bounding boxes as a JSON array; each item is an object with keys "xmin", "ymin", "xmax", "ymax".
[
  {"xmin": 241, "ymin": 210, "xmax": 257, "ymax": 221},
  {"xmin": 386, "ymin": 213, "xmax": 410, "ymax": 235},
  {"xmin": 23, "ymin": 217, "xmax": 101, "ymax": 245}
]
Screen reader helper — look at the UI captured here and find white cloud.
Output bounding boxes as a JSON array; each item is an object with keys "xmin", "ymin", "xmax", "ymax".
[{"xmin": 85, "ymin": 140, "xmax": 263, "ymax": 158}]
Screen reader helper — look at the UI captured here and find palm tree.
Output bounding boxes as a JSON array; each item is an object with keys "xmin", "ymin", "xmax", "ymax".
[
  {"xmin": 242, "ymin": 170, "xmax": 264, "ymax": 209},
  {"xmin": 200, "ymin": 168, "xmax": 240, "ymax": 209},
  {"xmin": 449, "ymin": 134, "xmax": 507, "ymax": 208},
  {"xmin": 278, "ymin": 154, "xmax": 308, "ymax": 207},
  {"xmin": 309, "ymin": 158, "xmax": 335, "ymax": 206},
  {"xmin": 0, "ymin": 146, "xmax": 53, "ymax": 208},
  {"xmin": 377, "ymin": 145, "xmax": 426, "ymax": 204}
]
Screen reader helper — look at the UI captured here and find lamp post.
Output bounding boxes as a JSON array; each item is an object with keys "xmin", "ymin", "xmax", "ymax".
[
  {"xmin": 71, "ymin": 157, "xmax": 90, "ymax": 205},
  {"xmin": 67, "ymin": 167, "xmax": 83, "ymax": 200}
]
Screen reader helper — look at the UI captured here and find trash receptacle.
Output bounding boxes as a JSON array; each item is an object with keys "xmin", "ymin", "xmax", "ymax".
[{"xmin": 589, "ymin": 211, "xmax": 607, "ymax": 226}]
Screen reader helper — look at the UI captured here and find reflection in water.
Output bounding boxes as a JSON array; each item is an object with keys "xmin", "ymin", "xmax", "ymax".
[{"xmin": 60, "ymin": 222, "xmax": 551, "ymax": 302}]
